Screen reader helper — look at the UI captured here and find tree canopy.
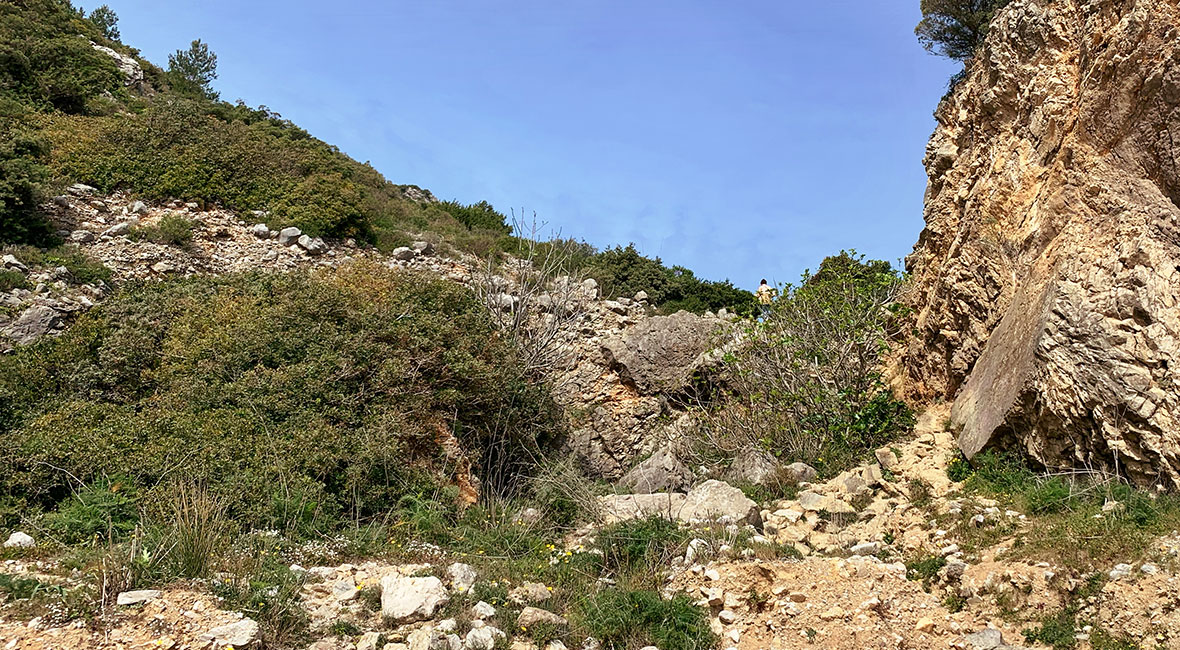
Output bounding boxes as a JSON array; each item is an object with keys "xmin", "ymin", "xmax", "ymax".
[{"xmin": 915, "ymin": 0, "xmax": 1012, "ymax": 61}]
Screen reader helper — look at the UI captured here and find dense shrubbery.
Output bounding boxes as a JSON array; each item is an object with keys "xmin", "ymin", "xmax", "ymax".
[
  {"xmin": 0, "ymin": 0, "xmax": 517, "ymax": 253},
  {"xmin": 575, "ymin": 243, "xmax": 754, "ymax": 315},
  {"xmin": 0, "ymin": 264, "xmax": 562, "ymax": 532},
  {"xmin": 697, "ymin": 251, "xmax": 913, "ymax": 476},
  {"xmin": 916, "ymin": 0, "xmax": 1012, "ymax": 61}
]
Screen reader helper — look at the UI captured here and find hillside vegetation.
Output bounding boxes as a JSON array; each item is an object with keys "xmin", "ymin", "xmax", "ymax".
[
  {"xmin": 0, "ymin": 264, "xmax": 561, "ymax": 534},
  {"xmin": 0, "ymin": 0, "xmax": 751, "ymax": 314}
]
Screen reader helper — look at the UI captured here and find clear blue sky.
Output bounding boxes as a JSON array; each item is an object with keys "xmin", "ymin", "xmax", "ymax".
[{"xmin": 102, "ymin": 1, "xmax": 959, "ymax": 289}]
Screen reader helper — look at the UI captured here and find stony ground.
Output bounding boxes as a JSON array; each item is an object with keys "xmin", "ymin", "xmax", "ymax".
[{"xmin": 5, "ymin": 193, "xmax": 1180, "ymax": 649}]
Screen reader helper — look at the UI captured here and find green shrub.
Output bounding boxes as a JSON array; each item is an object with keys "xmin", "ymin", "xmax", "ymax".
[
  {"xmin": 576, "ymin": 589, "xmax": 715, "ymax": 650},
  {"xmin": 43, "ymin": 477, "xmax": 139, "ymax": 545},
  {"xmin": 128, "ymin": 213, "xmax": 195, "ymax": 246},
  {"xmin": 0, "ymin": 129, "xmax": 55, "ymax": 247},
  {"xmin": 579, "ymin": 243, "xmax": 753, "ymax": 315},
  {"xmin": 702, "ymin": 251, "xmax": 913, "ymax": 477},
  {"xmin": 904, "ymin": 553, "xmax": 946, "ymax": 589},
  {"xmin": 0, "ymin": 269, "xmax": 28, "ymax": 291},
  {"xmin": 596, "ymin": 517, "xmax": 687, "ymax": 574},
  {"xmin": 436, "ymin": 200, "xmax": 510, "ymax": 233},
  {"xmin": 0, "ymin": 264, "xmax": 562, "ymax": 534}
]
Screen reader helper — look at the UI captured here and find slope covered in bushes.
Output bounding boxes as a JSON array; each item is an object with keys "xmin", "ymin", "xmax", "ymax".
[
  {"xmin": 0, "ymin": 264, "xmax": 562, "ymax": 533},
  {"xmin": 0, "ymin": 0, "xmax": 753, "ymax": 314}
]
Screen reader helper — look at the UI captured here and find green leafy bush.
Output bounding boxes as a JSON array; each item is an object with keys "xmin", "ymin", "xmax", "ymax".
[
  {"xmin": 579, "ymin": 243, "xmax": 753, "ymax": 315},
  {"xmin": 128, "ymin": 213, "xmax": 195, "ymax": 246},
  {"xmin": 0, "ymin": 269, "xmax": 29, "ymax": 291},
  {"xmin": 0, "ymin": 264, "xmax": 562, "ymax": 533},
  {"xmin": 0, "ymin": 244, "xmax": 111, "ymax": 284},
  {"xmin": 43, "ymin": 477, "xmax": 139, "ymax": 545},
  {"xmin": 700, "ymin": 251, "xmax": 913, "ymax": 476},
  {"xmin": 0, "ymin": 129, "xmax": 54, "ymax": 247},
  {"xmin": 576, "ymin": 589, "xmax": 715, "ymax": 650},
  {"xmin": 596, "ymin": 516, "xmax": 687, "ymax": 574}
]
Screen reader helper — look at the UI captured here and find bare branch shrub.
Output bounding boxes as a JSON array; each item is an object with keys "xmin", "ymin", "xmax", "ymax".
[
  {"xmin": 474, "ymin": 214, "xmax": 590, "ymax": 379},
  {"xmin": 690, "ymin": 251, "xmax": 914, "ymax": 476},
  {"xmin": 472, "ymin": 215, "xmax": 591, "ymax": 499}
]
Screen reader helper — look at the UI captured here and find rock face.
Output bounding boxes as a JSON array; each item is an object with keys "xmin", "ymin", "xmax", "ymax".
[
  {"xmin": 602, "ymin": 310, "xmax": 718, "ymax": 394},
  {"xmin": 898, "ymin": 0, "xmax": 1180, "ymax": 485}
]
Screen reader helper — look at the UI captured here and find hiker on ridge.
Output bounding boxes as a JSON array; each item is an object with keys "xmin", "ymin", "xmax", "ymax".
[{"xmin": 756, "ymin": 279, "xmax": 776, "ymax": 318}]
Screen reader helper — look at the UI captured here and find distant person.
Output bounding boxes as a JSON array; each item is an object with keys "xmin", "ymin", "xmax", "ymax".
[{"xmin": 756, "ymin": 279, "xmax": 776, "ymax": 318}]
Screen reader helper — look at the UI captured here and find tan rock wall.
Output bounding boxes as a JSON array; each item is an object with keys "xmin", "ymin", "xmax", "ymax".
[{"xmin": 899, "ymin": 0, "xmax": 1180, "ymax": 484}]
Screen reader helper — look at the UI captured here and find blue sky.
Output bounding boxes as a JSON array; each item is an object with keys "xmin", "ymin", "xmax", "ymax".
[{"xmin": 102, "ymin": 1, "xmax": 960, "ymax": 289}]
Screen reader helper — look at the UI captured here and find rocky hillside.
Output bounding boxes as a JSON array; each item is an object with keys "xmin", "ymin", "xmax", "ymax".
[{"xmin": 897, "ymin": 0, "xmax": 1180, "ymax": 485}]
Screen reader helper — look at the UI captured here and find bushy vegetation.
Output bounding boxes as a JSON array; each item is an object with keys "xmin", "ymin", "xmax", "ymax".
[
  {"xmin": 0, "ymin": 0, "xmax": 519, "ymax": 254},
  {"xmin": 950, "ymin": 450, "xmax": 1180, "ymax": 569},
  {"xmin": 0, "ymin": 264, "xmax": 562, "ymax": 533},
  {"xmin": 916, "ymin": 0, "xmax": 1013, "ymax": 61},
  {"xmin": 697, "ymin": 251, "xmax": 914, "ymax": 477},
  {"xmin": 0, "ymin": 243, "xmax": 112, "ymax": 283},
  {"xmin": 576, "ymin": 590, "xmax": 714, "ymax": 650},
  {"xmin": 575, "ymin": 243, "xmax": 754, "ymax": 315}
]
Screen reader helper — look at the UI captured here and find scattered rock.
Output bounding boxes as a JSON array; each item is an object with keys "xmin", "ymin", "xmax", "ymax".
[
  {"xmin": 380, "ymin": 575, "xmax": 450, "ymax": 623},
  {"xmin": 784, "ymin": 462, "xmax": 818, "ymax": 484},
  {"xmin": 471, "ymin": 601, "xmax": 496, "ymax": 619},
  {"xmin": 297, "ymin": 234, "xmax": 328, "ymax": 255},
  {"xmin": 517, "ymin": 607, "xmax": 568, "ymax": 627},
  {"xmin": 277, "ymin": 227, "xmax": 302, "ymax": 245},
  {"xmin": 464, "ymin": 626, "xmax": 505, "ymax": 650},
  {"xmin": 1109, "ymin": 563, "xmax": 1133, "ymax": 581},
  {"xmin": 3, "ymin": 531, "xmax": 35, "ymax": 548},
  {"xmin": 70, "ymin": 230, "xmax": 96, "ymax": 243},
  {"xmin": 116, "ymin": 590, "xmax": 162, "ymax": 606},
  {"xmin": 104, "ymin": 222, "xmax": 133, "ymax": 236},
  {"xmin": 508, "ymin": 582, "xmax": 551, "ymax": 605},
  {"xmin": 2, "ymin": 254, "xmax": 27, "ymax": 272},
  {"xmin": 448, "ymin": 562, "xmax": 478, "ymax": 592},
  {"xmin": 680, "ymin": 480, "xmax": 760, "ymax": 526},
  {"xmin": 199, "ymin": 618, "xmax": 259, "ymax": 647},
  {"xmin": 130, "ymin": 200, "xmax": 149, "ymax": 215},
  {"xmin": 391, "ymin": 247, "xmax": 416, "ymax": 261},
  {"xmin": 618, "ymin": 447, "xmax": 694, "ymax": 493},
  {"xmin": 4, "ymin": 305, "xmax": 61, "ymax": 345},
  {"xmin": 601, "ymin": 310, "xmax": 720, "ymax": 394},
  {"xmin": 250, "ymin": 223, "xmax": 271, "ymax": 239},
  {"xmin": 726, "ymin": 447, "xmax": 782, "ymax": 487}
]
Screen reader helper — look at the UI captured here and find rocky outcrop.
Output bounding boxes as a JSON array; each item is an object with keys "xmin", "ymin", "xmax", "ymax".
[
  {"xmin": 602, "ymin": 310, "xmax": 720, "ymax": 395},
  {"xmin": 898, "ymin": 0, "xmax": 1180, "ymax": 485}
]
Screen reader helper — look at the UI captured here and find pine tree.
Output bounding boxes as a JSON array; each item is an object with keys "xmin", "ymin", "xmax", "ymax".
[
  {"xmin": 915, "ymin": 0, "xmax": 1012, "ymax": 61},
  {"xmin": 88, "ymin": 5, "xmax": 120, "ymax": 41},
  {"xmin": 168, "ymin": 39, "xmax": 219, "ymax": 99}
]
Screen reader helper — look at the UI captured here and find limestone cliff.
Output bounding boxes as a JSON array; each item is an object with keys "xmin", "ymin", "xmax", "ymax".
[{"xmin": 899, "ymin": 0, "xmax": 1180, "ymax": 484}]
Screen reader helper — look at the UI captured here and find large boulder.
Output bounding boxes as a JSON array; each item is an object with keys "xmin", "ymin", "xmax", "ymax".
[
  {"xmin": 618, "ymin": 447, "xmax": 694, "ymax": 493},
  {"xmin": 601, "ymin": 311, "xmax": 720, "ymax": 395},
  {"xmin": 897, "ymin": 0, "xmax": 1180, "ymax": 485},
  {"xmin": 679, "ymin": 480, "xmax": 760, "ymax": 526},
  {"xmin": 380, "ymin": 575, "xmax": 449, "ymax": 623},
  {"xmin": 597, "ymin": 493, "xmax": 687, "ymax": 525},
  {"xmin": 725, "ymin": 448, "xmax": 782, "ymax": 487}
]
